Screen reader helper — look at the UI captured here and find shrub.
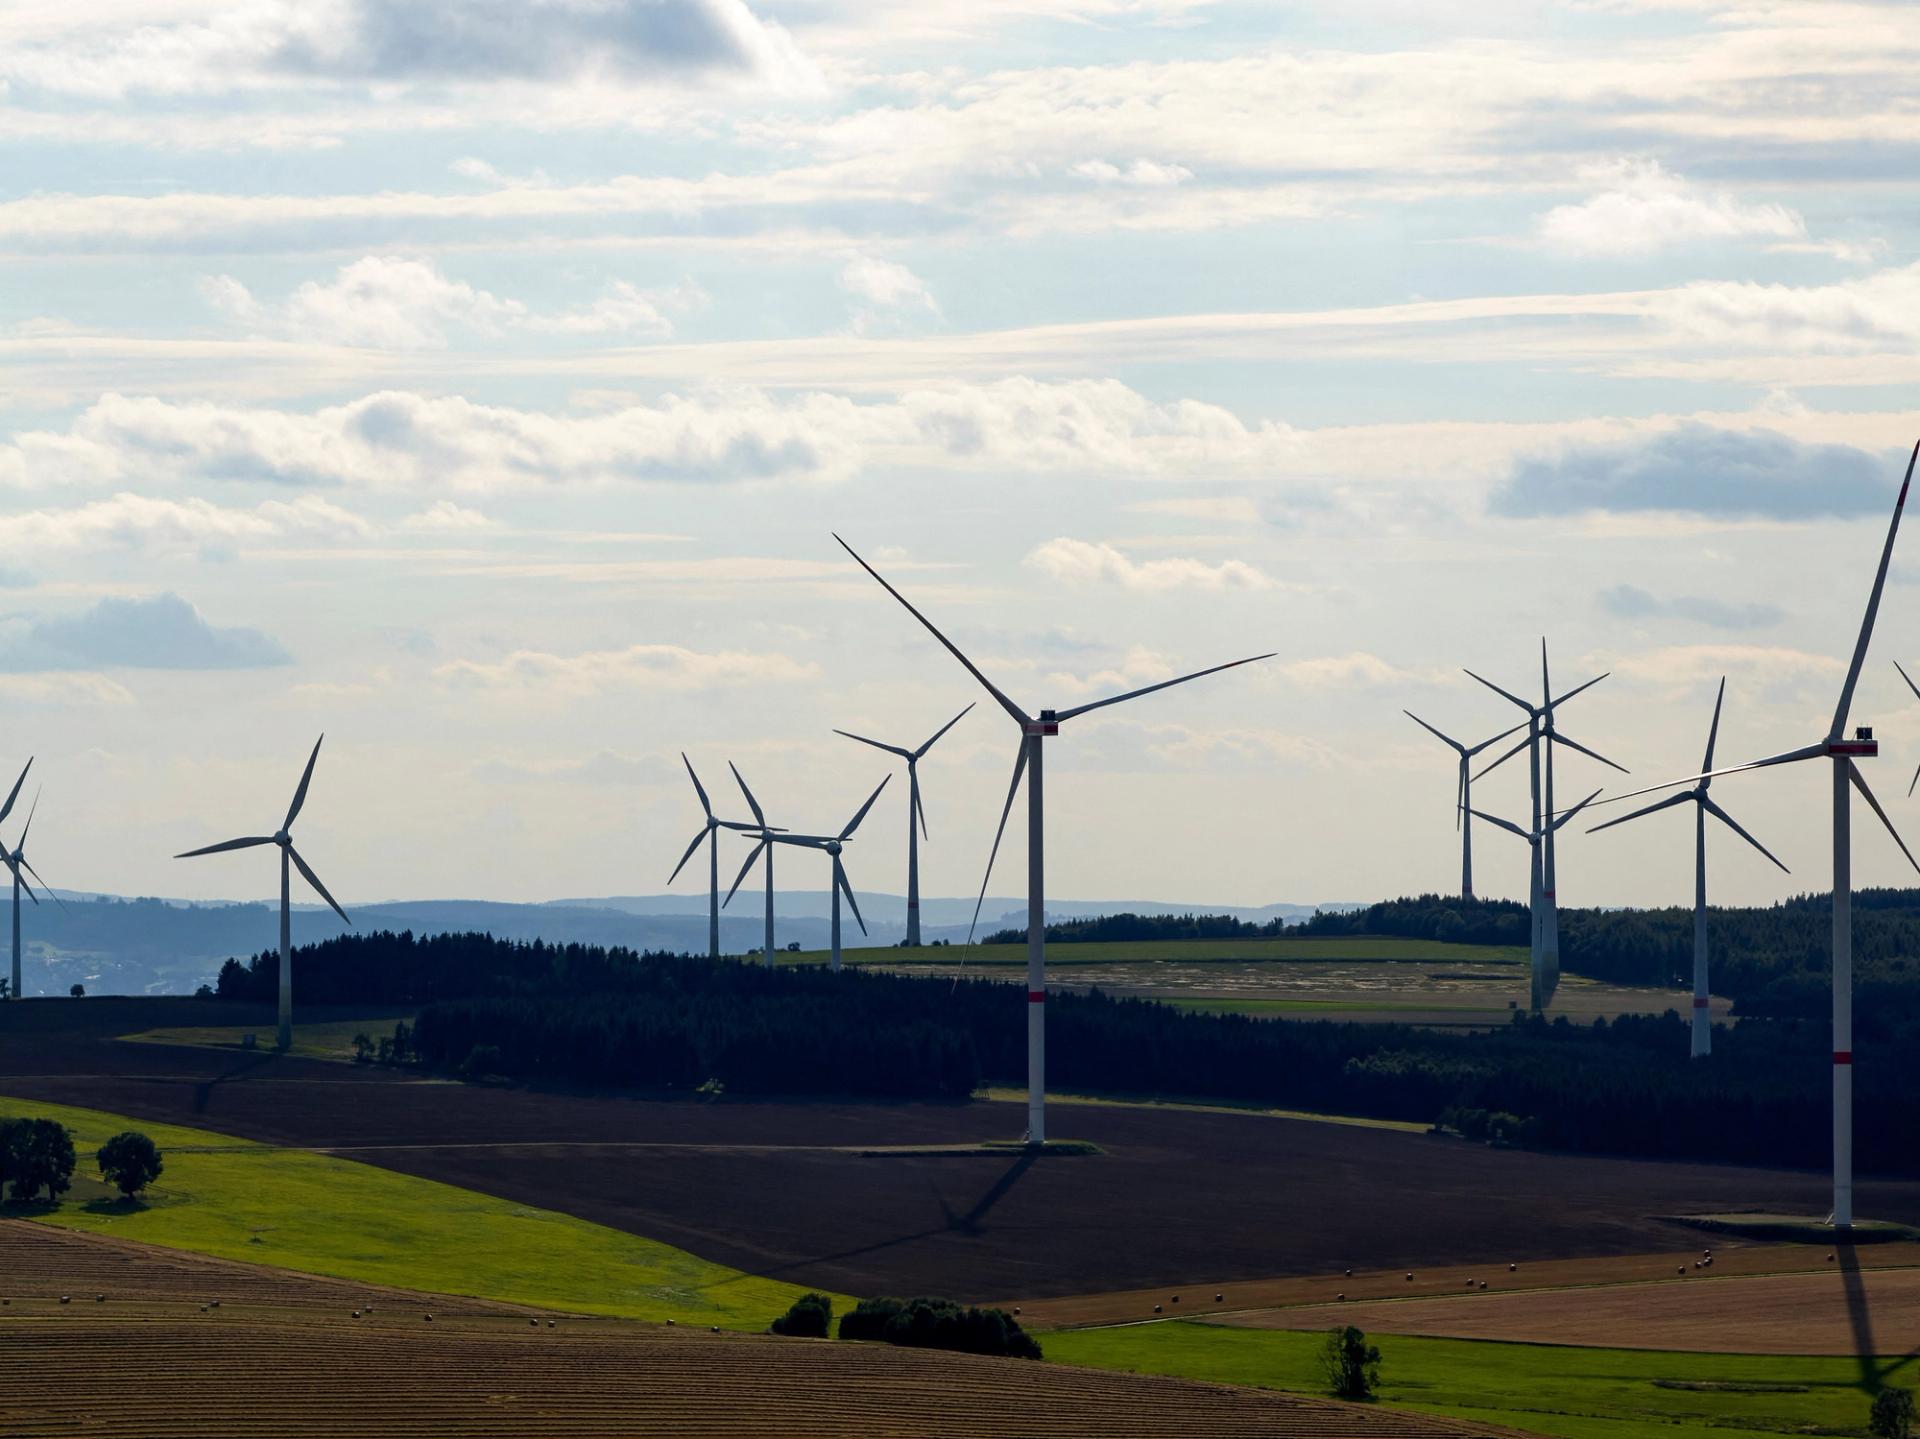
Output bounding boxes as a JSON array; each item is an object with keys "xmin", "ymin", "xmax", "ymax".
[
  {"xmin": 770, "ymin": 1293, "xmax": 833, "ymax": 1338},
  {"xmin": 459, "ymin": 1044, "xmax": 504, "ymax": 1080},
  {"xmin": 1319, "ymin": 1325, "xmax": 1381, "ymax": 1401},
  {"xmin": 351, "ymin": 1033, "xmax": 374, "ymax": 1065},
  {"xmin": 838, "ymin": 1296, "xmax": 1040, "ymax": 1359},
  {"xmin": 0, "ymin": 1117, "xmax": 77, "ymax": 1204},
  {"xmin": 1873, "ymin": 1387, "xmax": 1915, "ymax": 1439},
  {"xmin": 96, "ymin": 1131, "xmax": 164, "ymax": 1200}
]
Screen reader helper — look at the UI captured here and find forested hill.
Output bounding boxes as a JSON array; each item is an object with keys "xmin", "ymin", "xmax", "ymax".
[{"xmin": 988, "ymin": 891, "xmax": 1920, "ymax": 1011}]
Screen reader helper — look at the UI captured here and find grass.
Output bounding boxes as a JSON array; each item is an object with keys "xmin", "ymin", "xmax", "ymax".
[
  {"xmin": 973, "ymin": 1087, "xmax": 1429, "ymax": 1133},
  {"xmin": 121, "ymin": 1015, "xmax": 413, "ymax": 1064},
  {"xmin": 1044, "ymin": 1320, "xmax": 1920, "ymax": 1439},
  {"xmin": 781, "ymin": 937, "xmax": 1528, "ymax": 967},
  {"xmin": 0, "ymin": 1093, "xmax": 844, "ymax": 1330},
  {"xmin": 1159, "ymin": 997, "xmax": 1505, "ymax": 1017}
]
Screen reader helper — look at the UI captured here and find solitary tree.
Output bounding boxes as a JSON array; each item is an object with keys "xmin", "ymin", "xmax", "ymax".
[
  {"xmin": 1, "ymin": 1118, "xmax": 76, "ymax": 1204},
  {"xmin": 1873, "ymin": 1387, "xmax": 1915, "ymax": 1439},
  {"xmin": 771, "ymin": 1293, "xmax": 833, "ymax": 1338},
  {"xmin": 68, "ymin": 984, "xmax": 84, "ymax": 998},
  {"xmin": 96, "ymin": 1131, "xmax": 164, "ymax": 1200},
  {"xmin": 1319, "ymin": 1325, "xmax": 1382, "ymax": 1401}
]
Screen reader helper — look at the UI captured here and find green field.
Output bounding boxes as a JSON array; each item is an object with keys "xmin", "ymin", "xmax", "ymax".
[
  {"xmin": 788, "ymin": 937, "xmax": 1527, "ymax": 967},
  {"xmin": 0, "ymin": 1093, "xmax": 842, "ymax": 1330},
  {"xmin": 1045, "ymin": 1321, "xmax": 1917, "ymax": 1439},
  {"xmin": 121, "ymin": 1015, "xmax": 414, "ymax": 1063}
]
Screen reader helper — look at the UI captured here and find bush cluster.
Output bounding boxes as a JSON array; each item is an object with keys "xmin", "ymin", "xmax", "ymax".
[{"xmin": 838, "ymin": 1296, "xmax": 1040, "ymax": 1359}]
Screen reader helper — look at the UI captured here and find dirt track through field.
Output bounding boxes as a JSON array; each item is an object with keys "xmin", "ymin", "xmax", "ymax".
[
  {"xmin": 10, "ymin": 1000, "xmax": 1920, "ymax": 1304},
  {"xmin": 1212, "ymin": 1261, "xmax": 1920, "ymax": 1356},
  {"xmin": 0, "ymin": 1222, "xmax": 1528, "ymax": 1439}
]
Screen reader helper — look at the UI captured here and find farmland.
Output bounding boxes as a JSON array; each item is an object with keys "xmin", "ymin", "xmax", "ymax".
[{"xmin": 0, "ymin": 1220, "xmax": 1527, "ymax": 1439}]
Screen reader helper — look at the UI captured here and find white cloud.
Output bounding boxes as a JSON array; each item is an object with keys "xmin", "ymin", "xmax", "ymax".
[
  {"xmin": 1606, "ymin": 644, "xmax": 1842, "ymax": 687},
  {"xmin": 1535, "ymin": 160, "xmax": 1805, "ymax": 258},
  {"xmin": 401, "ymin": 501, "xmax": 494, "ymax": 531},
  {"xmin": 1655, "ymin": 263, "xmax": 1920, "ymax": 353},
  {"xmin": 0, "ymin": 492, "xmax": 370, "ymax": 554},
  {"xmin": 524, "ymin": 279, "xmax": 708, "ymax": 338},
  {"xmin": 0, "ymin": 673, "xmax": 135, "ymax": 706},
  {"xmin": 434, "ymin": 642, "xmax": 820, "ymax": 695},
  {"xmin": 1272, "ymin": 652, "xmax": 1415, "ymax": 690},
  {"xmin": 1071, "ymin": 158, "xmax": 1193, "ymax": 186},
  {"xmin": 1024, "ymin": 537, "xmax": 1273, "ymax": 590},
  {"xmin": 839, "ymin": 254, "xmax": 940, "ymax": 334}
]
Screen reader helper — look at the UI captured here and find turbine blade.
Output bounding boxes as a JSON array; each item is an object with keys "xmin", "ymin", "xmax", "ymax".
[
  {"xmin": 1467, "ymin": 807, "xmax": 1532, "ymax": 842},
  {"xmin": 175, "ymin": 835, "xmax": 276, "ymax": 859},
  {"xmin": 966, "ymin": 741, "xmax": 1029, "ymax": 944},
  {"xmin": 1831, "ymin": 440, "xmax": 1919, "ymax": 741},
  {"xmin": 915, "ymin": 701, "xmax": 975, "ymax": 758},
  {"xmin": 1463, "ymin": 718, "xmax": 1529, "ymax": 758},
  {"xmin": 1701, "ymin": 677, "xmax": 1726, "ymax": 783},
  {"xmin": 1911, "ymin": 761, "xmax": 1920, "ymax": 799},
  {"xmin": 1549, "ymin": 730, "xmax": 1630, "ymax": 775},
  {"xmin": 1897, "ymin": 658, "xmax": 1920, "ymax": 704},
  {"xmin": 0, "ymin": 759, "xmax": 30, "ymax": 828},
  {"xmin": 15, "ymin": 864, "xmax": 37, "ymax": 906},
  {"xmin": 682, "ymin": 753, "xmax": 713, "ymax": 818},
  {"xmin": 1463, "ymin": 668, "xmax": 1534, "ymax": 716},
  {"xmin": 724, "ymin": 840, "xmax": 766, "ymax": 907},
  {"xmin": 1455, "ymin": 757, "xmax": 1465, "ymax": 833},
  {"xmin": 839, "ymin": 774, "xmax": 891, "ymax": 840},
  {"xmin": 834, "ymin": 535, "xmax": 1030, "ymax": 725},
  {"xmin": 1701, "ymin": 796, "xmax": 1790, "ymax": 875},
  {"xmin": 729, "ymin": 762, "xmax": 766, "ymax": 828},
  {"xmin": 836, "ymin": 858, "xmax": 867, "ymax": 936},
  {"xmin": 1472, "ymin": 733, "xmax": 1530, "ymax": 783},
  {"xmin": 1403, "ymin": 709, "xmax": 1466, "ymax": 755},
  {"xmin": 913, "ymin": 775, "xmax": 930, "ymax": 842},
  {"xmin": 1587, "ymin": 790, "xmax": 1692, "ymax": 835},
  {"xmin": 1053, "ymin": 652, "xmax": 1275, "ymax": 722},
  {"xmin": 1547, "ymin": 671, "xmax": 1608, "ymax": 712},
  {"xmin": 1581, "ymin": 742, "xmax": 1828, "ymax": 811},
  {"xmin": 287, "ymin": 845, "xmax": 350, "ymax": 925},
  {"xmin": 1548, "ymin": 788, "xmax": 1606, "ymax": 833},
  {"xmin": 285, "ymin": 734, "xmax": 323, "ymax": 831},
  {"xmin": 832, "ymin": 728, "xmax": 912, "ymax": 759},
  {"xmin": 1849, "ymin": 761, "xmax": 1920, "ymax": 876},
  {"xmin": 667, "ymin": 827, "xmax": 708, "ymax": 884},
  {"xmin": 18, "ymin": 790, "xmax": 39, "ymax": 849},
  {"xmin": 19, "ymin": 856, "xmax": 67, "ymax": 912}
]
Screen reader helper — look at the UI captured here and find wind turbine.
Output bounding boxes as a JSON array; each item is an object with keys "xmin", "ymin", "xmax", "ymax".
[
  {"xmin": 667, "ymin": 755, "xmax": 778, "ymax": 960},
  {"xmin": 835, "ymin": 534, "xmax": 1272, "ymax": 1147},
  {"xmin": 766, "ymin": 776, "xmax": 890, "ymax": 972},
  {"xmin": 176, "ymin": 736, "xmax": 351, "ymax": 1051},
  {"xmin": 1469, "ymin": 645, "xmax": 1626, "ymax": 1005},
  {"xmin": 833, "ymin": 704, "xmax": 973, "ymax": 945},
  {"xmin": 1587, "ymin": 679, "xmax": 1787, "ymax": 1058},
  {"xmin": 1402, "ymin": 712, "xmax": 1524, "ymax": 898},
  {"xmin": 1468, "ymin": 789, "xmax": 1605, "ymax": 1011},
  {"xmin": 0, "ymin": 761, "xmax": 35, "ymax": 1001},
  {"xmin": 1893, "ymin": 661, "xmax": 1920, "ymax": 796},
  {"xmin": 1589, "ymin": 440, "xmax": 1920, "ymax": 1230},
  {"xmin": 721, "ymin": 764, "xmax": 781, "ymax": 964}
]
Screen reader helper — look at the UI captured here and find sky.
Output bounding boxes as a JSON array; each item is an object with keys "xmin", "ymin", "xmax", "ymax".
[{"xmin": 4, "ymin": 0, "xmax": 1920, "ymax": 915}]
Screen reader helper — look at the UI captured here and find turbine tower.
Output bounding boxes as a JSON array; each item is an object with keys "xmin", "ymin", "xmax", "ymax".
[
  {"xmin": 1592, "ymin": 440, "xmax": 1920, "ymax": 1230},
  {"xmin": 0, "ymin": 762, "xmax": 37, "ymax": 1001},
  {"xmin": 765, "ymin": 776, "xmax": 890, "ymax": 972},
  {"xmin": 1402, "ymin": 712, "xmax": 1523, "ymax": 898},
  {"xmin": 722, "ymin": 764, "xmax": 781, "ymax": 964},
  {"xmin": 1587, "ymin": 679, "xmax": 1788, "ymax": 1057},
  {"xmin": 1468, "ymin": 789, "xmax": 1605, "ymax": 1011},
  {"xmin": 176, "ymin": 736, "xmax": 351, "ymax": 1051},
  {"xmin": 667, "ymin": 754, "xmax": 776, "ymax": 960},
  {"xmin": 1469, "ymin": 647, "xmax": 1626, "ymax": 1006},
  {"xmin": 834, "ymin": 704, "xmax": 973, "ymax": 945},
  {"xmin": 835, "ymin": 534, "xmax": 1272, "ymax": 1147}
]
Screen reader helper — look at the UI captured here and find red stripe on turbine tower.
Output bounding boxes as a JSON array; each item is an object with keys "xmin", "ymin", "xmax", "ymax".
[
  {"xmin": 1028, "ymin": 991, "xmax": 1046, "ymax": 1003},
  {"xmin": 1692, "ymin": 996, "xmax": 1710, "ymax": 1007},
  {"xmin": 1835, "ymin": 1051, "xmax": 1853, "ymax": 1064}
]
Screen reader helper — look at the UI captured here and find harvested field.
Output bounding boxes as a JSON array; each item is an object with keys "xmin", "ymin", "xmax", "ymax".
[
  {"xmin": 1012, "ymin": 1242, "xmax": 1920, "ymax": 1328},
  {"xmin": 1212, "ymin": 1262, "xmax": 1920, "ymax": 1356},
  {"xmin": 9, "ymin": 999, "xmax": 1920, "ymax": 1305},
  {"xmin": 0, "ymin": 1222, "xmax": 1526, "ymax": 1439}
]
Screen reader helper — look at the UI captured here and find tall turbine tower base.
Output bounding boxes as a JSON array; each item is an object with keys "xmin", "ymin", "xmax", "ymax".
[
  {"xmin": 1026, "ymin": 733, "xmax": 1046, "ymax": 1148},
  {"xmin": 277, "ymin": 847, "xmax": 292, "ymax": 1052}
]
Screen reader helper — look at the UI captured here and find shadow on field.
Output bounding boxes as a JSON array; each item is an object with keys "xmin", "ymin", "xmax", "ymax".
[
  {"xmin": 733, "ymin": 1155, "xmax": 1038, "ymax": 1289},
  {"xmin": 189, "ymin": 1048, "xmax": 282, "ymax": 1115}
]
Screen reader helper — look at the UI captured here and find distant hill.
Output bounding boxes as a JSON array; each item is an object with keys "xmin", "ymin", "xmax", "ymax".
[{"xmin": 8, "ymin": 890, "xmax": 1361, "ymax": 998}]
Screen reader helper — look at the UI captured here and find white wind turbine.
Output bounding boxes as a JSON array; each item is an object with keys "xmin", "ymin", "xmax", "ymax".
[
  {"xmin": 763, "ymin": 776, "xmax": 891, "ymax": 972},
  {"xmin": 0, "ymin": 762, "xmax": 39, "ymax": 1001},
  {"xmin": 833, "ymin": 704, "xmax": 973, "ymax": 945},
  {"xmin": 176, "ymin": 736, "xmax": 351, "ymax": 1051},
  {"xmin": 1469, "ymin": 644, "xmax": 1627, "ymax": 1005},
  {"xmin": 835, "ymin": 535, "xmax": 1272, "ymax": 1147},
  {"xmin": 1586, "ymin": 679, "xmax": 1787, "ymax": 1058},
  {"xmin": 722, "ymin": 764, "xmax": 783, "ymax": 964},
  {"xmin": 668, "ymin": 754, "xmax": 780, "ymax": 960},
  {"xmin": 1589, "ymin": 441, "xmax": 1920, "ymax": 1230},
  {"xmin": 1468, "ymin": 789, "xmax": 1605, "ymax": 1010},
  {"xmin": 1402, "ymin": 713, "xmax": 1524, "ymax": 899}
]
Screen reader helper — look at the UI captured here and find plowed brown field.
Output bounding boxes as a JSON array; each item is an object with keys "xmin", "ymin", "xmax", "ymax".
[
  {"xmin": 10, "ymin": 999, "xmax": 1920, "ymax": 1304},
  {"xmin": 0, "ymin": 1221, "xmax": 1528, "ymax": 1439}
]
